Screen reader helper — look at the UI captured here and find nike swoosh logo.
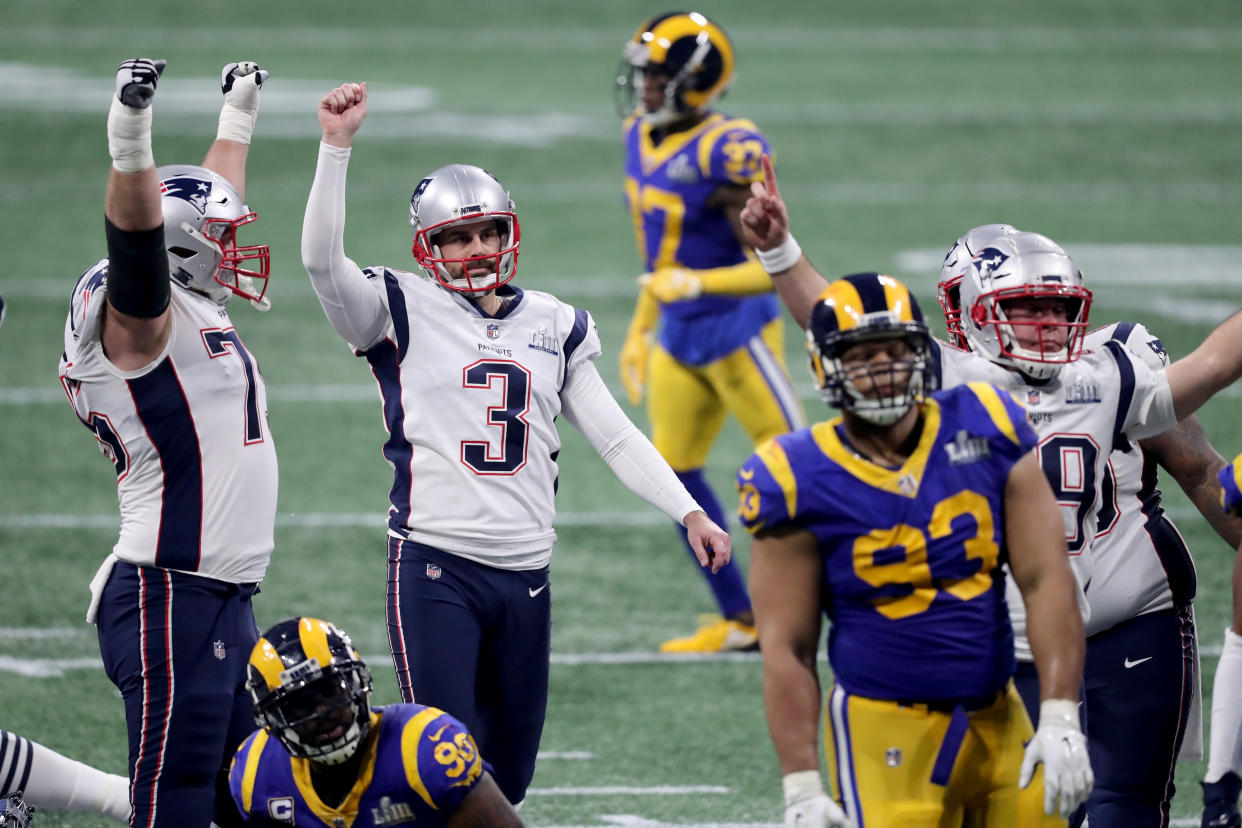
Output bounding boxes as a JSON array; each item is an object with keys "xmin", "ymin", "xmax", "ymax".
[
  {"xmin": 1124, "ymin": 656, "xmax": 1153, "ymax": 669},
  {"xmin": 529, "ymin": 583, "xmax": 548, "ymax": 598}
]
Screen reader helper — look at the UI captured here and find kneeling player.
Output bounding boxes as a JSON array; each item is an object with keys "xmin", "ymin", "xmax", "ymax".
[{"xmin": 229, "ymin": 618, "xmax": 521, "ymax": 827}]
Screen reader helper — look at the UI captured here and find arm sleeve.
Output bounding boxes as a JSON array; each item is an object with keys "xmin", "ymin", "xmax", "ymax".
[
  {"xmin": 103, "ymin": 219, "xmax": 170, "ymax": 318},
  {"xmin": 301, "ymin": 141, "xmax": 389, "ymax": 351},
  {"xmin": 559, "ymin": 360, "xmax": 701, "ymax": 523}
]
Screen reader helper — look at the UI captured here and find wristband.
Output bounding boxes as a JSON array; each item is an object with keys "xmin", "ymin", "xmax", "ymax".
[
  {"xmin": 217, "ymin": 103, "xmax": 257, "ymax": 144},
  {"xmin": 782, "ymin": 770, "xmax": 824, "ymax": 806},
  {"xmin": 756, "ymin": 234, "xmax": 802, "ymax": 274},
  {"xmin": 107, "ymin": 96, "xmax": 154, "ymax": 173},
  {"xmin": 1038, "ymin": 698, "xmax": 1081, "ymax": 728}
]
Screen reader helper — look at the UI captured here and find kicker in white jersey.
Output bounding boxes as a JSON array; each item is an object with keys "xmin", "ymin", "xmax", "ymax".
[
  {"xmin": 58, "ymin": 261, "xmax": 278, "ymax": 583},
  {"xmin": 358, "ymin": 266, "xmax": 600, "ymax": 570}
]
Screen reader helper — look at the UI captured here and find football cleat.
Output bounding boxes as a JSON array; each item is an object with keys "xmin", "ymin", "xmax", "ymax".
[
  {"xmin": 659, "ymin": 615, "xmax": 758, "ymax": 653},
  {"xmin": 0, "ymin": 792, "xmax": 34, "ymax": 828},
  {"xmin": 1202, "ymin": 772, "xmax": 1242, "ymax": 828}
]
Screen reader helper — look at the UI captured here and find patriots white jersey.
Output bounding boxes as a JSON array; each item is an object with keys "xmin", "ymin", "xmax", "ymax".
[
  {"xmin": 931, "ymin": 338, "xmax": 1014, "ymax": 389},
  {"xmin": 1080, "ymin": 322, "xmax": 1193, "ymax": 636},
  {"xmin": 941, "ymin": 337, "xmax": 1178, "ymax": 659},
  {"xmin": 358, "ymin": 268, "xmax": 601, "ymax": 570},
  {"xmin": 58, "ymin": 261, "xmax": 278, "ymax": 583}
]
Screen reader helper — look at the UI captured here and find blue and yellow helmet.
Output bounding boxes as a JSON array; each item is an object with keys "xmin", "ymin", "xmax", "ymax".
[
  {"xmin": 247, "ymin": 617, "xmax": 373, "ymax": 766},
  {"xmin": 614, "ymin": 11, "xmax": 735, "ymax": 125},
  {"xmin": 808, "ymin": 272, "xmax": 937, "ymax": 424}
]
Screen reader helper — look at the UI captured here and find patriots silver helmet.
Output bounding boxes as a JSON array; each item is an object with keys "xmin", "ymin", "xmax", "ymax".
[
  {"xmin": 937, "ymin": 223, "xmax": 1018, "ymax": 349},
  {"xmin": 157, "ymin": 165, "xmax": 270, "ymax": 309},
  {"xmin": 409, "ymin": 164, "xmax": 520, "ymax": 294},
  {"xmin": 959, "ymin": 231, "xmax": 1093, "ymax": 381}
]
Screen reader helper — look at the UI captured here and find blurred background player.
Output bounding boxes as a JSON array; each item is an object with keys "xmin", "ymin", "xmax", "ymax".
[
  {"xmin": 941, "ymin": 225, "xmax": 1242, "ymax": 828},
  {"xmin": 57, "ymin": 58, "xmax": 274, "ymax": 827},
  {"xmin": 0, "ymin": 793, "xmax": 33, "ymax": 828},
  {"xmin": 744, "ymin": 272, "xmax": 1090, "ymax": 825},
  {"xmin": 1203, "ymin": 455, "xmax": 1242, "ymax": 828},
  {"xmin": 230, "ymin": 617, "xmax": 522, "ymax": 827},
  {"xmin": 614, "ymin": 12, "xmax": 804, "ymax": 653},
  {"xmin": 302, "ymin": 81, "xmax": 730, "ymax": 806},
  {"xmin": 0, "ymin": 733, "xmax": 127, "ymax": 822}
]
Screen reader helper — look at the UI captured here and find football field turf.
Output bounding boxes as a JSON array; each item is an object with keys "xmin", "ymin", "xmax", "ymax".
[{"xmin": 2, "ymin": 1, "xmax": 1241, "ymax": 823}]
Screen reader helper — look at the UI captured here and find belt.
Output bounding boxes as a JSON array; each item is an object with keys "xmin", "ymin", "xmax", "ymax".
[{"xmin": 895, "ymin": 689, "xmax": 1002, "ymax": 714}]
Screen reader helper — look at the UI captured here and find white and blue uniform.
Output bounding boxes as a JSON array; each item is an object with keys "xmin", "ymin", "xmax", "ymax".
[
  {"xmin": 302, "ymin": 141, "xmax": 700, "ymax": 806},
  {"xmin": 59, "ymin": 262, "xmax": 277, "ymax": 826}
]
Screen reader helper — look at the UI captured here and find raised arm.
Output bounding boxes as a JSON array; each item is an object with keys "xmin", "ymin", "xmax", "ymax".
[
  {"xmin": 1166, "ymin": 309, "xmax": 1242, "ymax": 421},
  {"xmin": 1142, "ymin": 417, "xmax": 1242, "ymax": 549},
  {"xmin": 738, "ymin": 154, "xmax": 830, "ymax": 329},
  {"xmin": 200, "ymin": 61, "xmax": 268, "ymax": 195},
  {"xmin": 301, "ymin": 82, "xmax": 388, "ymax": 351},
  {"xmin": 101, "ymin": 58, "xmax": 172, "ymax": 371}
]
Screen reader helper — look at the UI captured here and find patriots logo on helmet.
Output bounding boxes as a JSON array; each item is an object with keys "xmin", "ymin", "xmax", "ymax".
[
  {"xmin": 160, "ymin": 176, "xmax": 213, "ymax": 216},
  {"xmin": 972, "ymin": 247, "xmax": 1009, "ymax": 277},
  {"xmin": 410, "ymin": 177, "xmax": 432, "ymax": 214}
]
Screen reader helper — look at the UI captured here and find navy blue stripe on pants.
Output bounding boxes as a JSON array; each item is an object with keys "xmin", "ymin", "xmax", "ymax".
[
  {"xmin": 1013, "ymin": 607, "xmax": 1194, "ymax": 828},
  {"xmin": 386, "ymin": 538, "xmax": 550, "ymax": 805},
  {"xmin": 96, "ymin": 562, "xmax": 259, "ymax": 828}
]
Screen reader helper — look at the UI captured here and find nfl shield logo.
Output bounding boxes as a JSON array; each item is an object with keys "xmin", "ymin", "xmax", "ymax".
[
  {"xmin": 486, "ymin": 323, "xmax": 500, "ymax": 339},
  {"xmin": 213, "ymin": 640, "xmax": 226, "ymax": 660},
  {"xmin": 1027, "ymin": 389, "xmax": 1041, "ymax": 406},
  {"xmin": 898, "ymin": 474, "xmax": 917, "ymax": 496},
  {"xmin": 885, "ymin": 747, "xmax": 903, "ymax": 767},
  {"xmin": 426, "ymin": 563, "xmax": 442, "ymax": 580}
]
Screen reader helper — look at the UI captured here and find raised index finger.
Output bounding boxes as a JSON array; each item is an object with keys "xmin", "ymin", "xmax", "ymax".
[{"xmin": 760, "ymin": 153, "xmax": 779, "ymax": 200}]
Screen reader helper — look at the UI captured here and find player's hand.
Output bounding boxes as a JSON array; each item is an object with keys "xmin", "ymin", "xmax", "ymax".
[
  {"xmin": 1018, "ymin": 699, "xmax": 1093, "ymax": 818},
  {"xmin": 319, "ymin": 82, "xmax": 368, "ymax": 148},
  {"xmin": 115, "ymin": 58, "xmax": 166, "ymax": 109},
  {"xmin": 641, "ymin": 267, "xmax": 703, "ymax": 303},
  {"xmin": 683, "ymin": 510, "xmax": 732, "ymax": 573},
  {"xmin": 221, "ymin": 61, "xmax": 268, "ymax": 107},
  {"xmin": 618, "ymin": 326, "xmax": 651, "ymax": 406},
  {"xmin": 783, "ymin": 772, "xmax": 852, "ymax": 828},
  {"xmin": 740, "ymin": 154, "xmax": 790, "ymax": 252}
]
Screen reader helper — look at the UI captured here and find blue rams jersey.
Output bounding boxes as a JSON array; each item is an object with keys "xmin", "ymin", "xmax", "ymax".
[
  {"xmin": 738, "ymin": 384, "xmax": 1039, "ymax": 701},
  {"xmin": 623, "ymin": 112, "xmax": 778, "ymax": 365},
  {"xmin": 1221, "ymin": 452, "xmax": 1242, "ymax": 516},
  {"xmin": 229, "ymin": 703, "xmax": 490, "ymax": 827}
]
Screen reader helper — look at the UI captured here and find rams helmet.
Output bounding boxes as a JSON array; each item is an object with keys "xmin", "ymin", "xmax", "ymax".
[
  {"xmin": 410, "ymin": 164, "xmax": 520, "ymax": 294},
  {"xmin": 157, "ymin": 165, "xmax": 270, "ymax": 309},
  {"xmin": 937, "ymin": 223, "xmax": 1018, "ymax": 349},
  {"xmin": 958, "ymin": 231, "xmax": 1092, "ymax": 381},
  {"xmin": 808, "ymin": 272, "xmax": 937, "ymax": 425},
  {"xmin": 247, "ymin": 617, "xmax": 373, "ymax": 765},
  {"xmin": 615, "ymin": 12, "xmax": 735, "ymax": 126}
]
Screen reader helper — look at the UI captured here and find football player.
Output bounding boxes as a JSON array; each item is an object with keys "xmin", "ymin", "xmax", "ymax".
[
  {"xmin": 942, "ymin": 226, "xmax": 1242, "ymax": 827},
  {"xmin": 230, "ymin": 617, "xmax": 522, "ymax": 827},
  {"xmin": 58, "ymin": 59, "xmax": 276, "ymax": 828},
  {"xmin": 1202, "ymin": 454, "xmax": 1242, "ymax": 828},
  {"xmin": 614, "ymin": 12, "xmax": 805, "ymax": 653},
  {"xmin": 301, "ymin": 81, "xmax": 730, "ymax": 806},
  {"xmin": 742, "ymin": 155, "xmax": 1242, "ymax": 827},
  {"xmin": 745, "ymin": 272, "xmax": 1090, "ymax": 825},
  {"xmin": 0, "ymin": 733, "xmax": 128, "ymax": 822},
  {"xmin": 0, "ymin": 792, "xmax": 33, "ymax": 828}
]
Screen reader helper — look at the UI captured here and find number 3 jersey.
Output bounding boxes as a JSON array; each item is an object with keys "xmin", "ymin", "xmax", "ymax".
[
  {"xmin": 229, "ymin": 703, "xmax": 490, "ymax": 828},
  {"xmin": 57, "ymin": 261, "xmax": 278, "ymax": 583},
  {"xmin": 623, "ymin": 111, "xmax": 779, "ymax": 365},
  {"xmin": 737, "ymin": 383, "xmax": 1036, "ymax": 701},
  {"xmin": 357, "ymin": 268, "xmax": 601, "ymax": 569}
]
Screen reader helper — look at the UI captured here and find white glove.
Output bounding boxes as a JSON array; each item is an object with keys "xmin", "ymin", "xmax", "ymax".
[
  {"xmin": 114, "ymin": 57, "xmax": 165, "ymax": 108},
  {"xmin": 783, "ymin": 771, "xmax": 852, "ymax": 828},
  {"xmin": 217, "ymin": 61, "xmax": 268, "ymax": 144},
  {"xmin": 1018, "ymin": 698, "xmax": 1093, "ymax": 817},
  {"xmin": 109, "ymin": 58, "xmax": 165, "ymax": 172}
]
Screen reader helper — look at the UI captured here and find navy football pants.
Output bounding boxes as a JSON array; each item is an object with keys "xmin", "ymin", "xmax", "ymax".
[
  {"xmin": 1013, "ymin": 606, "xmax": 1194, "ymax": 828},
  {"xmin": 385, "ymin": 538, "xmax": 551, "ymax": 805},
  {"xmin": 96, "ymin": 562, "xmax": 259, "ymax": 828}
]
